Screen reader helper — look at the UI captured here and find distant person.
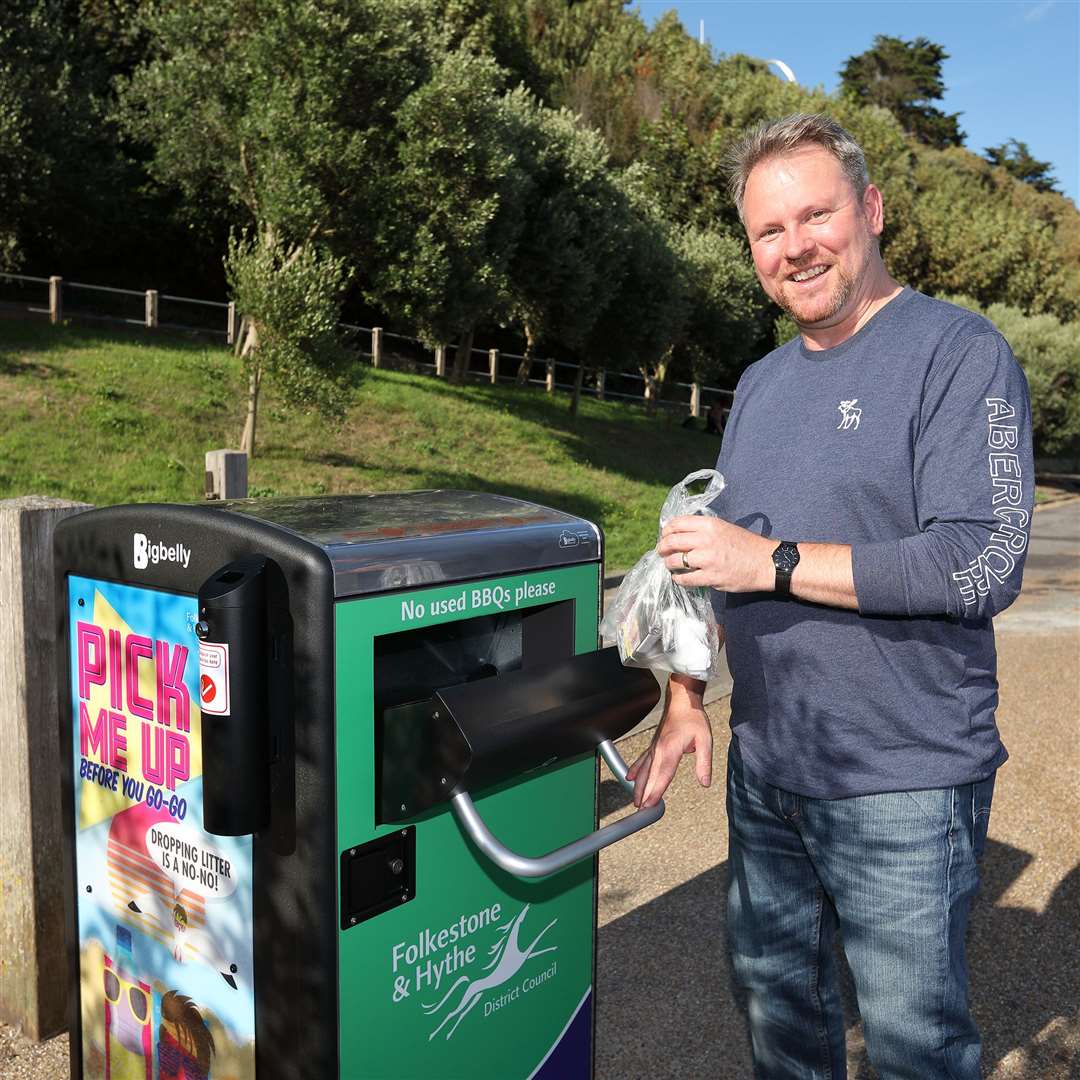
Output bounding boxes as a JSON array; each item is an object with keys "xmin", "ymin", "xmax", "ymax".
[
  {"xmin": 628, "ymin": 113, "xmax": 1033, "ymax": 1077},
  {"xmin": 704, "ymin": 401, "xmax": 726, "ymax": 436}
]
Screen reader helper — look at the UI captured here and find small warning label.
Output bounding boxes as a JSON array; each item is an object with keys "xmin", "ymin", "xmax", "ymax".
[{"xmin": 198, "ymin": 641, "xmax": 230, "ymax": 716}]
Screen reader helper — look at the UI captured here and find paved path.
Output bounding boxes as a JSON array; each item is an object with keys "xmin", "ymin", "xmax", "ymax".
[{"xmin": 595, "ymin": 499, "xmax": 1080, "ymax": 1078}]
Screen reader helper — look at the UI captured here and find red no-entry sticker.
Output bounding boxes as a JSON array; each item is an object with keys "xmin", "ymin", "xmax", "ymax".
[{"xmin": 198, "ymin": 641, "xmax": 230, "ymax": 715}]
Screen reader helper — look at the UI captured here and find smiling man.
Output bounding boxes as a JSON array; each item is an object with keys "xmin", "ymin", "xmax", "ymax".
[{"xmin": 626, "ymin": 114, "xmax": 1034, "ymax": 1077}]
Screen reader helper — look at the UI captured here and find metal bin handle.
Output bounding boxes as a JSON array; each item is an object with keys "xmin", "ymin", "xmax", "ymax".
[{"xmin": 450, "ymin": 739, "xmax": 664, "ymax": 879}]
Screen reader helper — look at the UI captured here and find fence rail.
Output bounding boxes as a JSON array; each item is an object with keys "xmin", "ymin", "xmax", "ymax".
[{"xmin": 0, "ymin": 271, "xmax": 734, "ymax": 416}]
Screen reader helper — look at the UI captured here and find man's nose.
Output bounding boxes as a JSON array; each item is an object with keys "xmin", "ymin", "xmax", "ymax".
[{"xmin": 782, "ymin": 224, "xmax": 814, "ymax": 263}]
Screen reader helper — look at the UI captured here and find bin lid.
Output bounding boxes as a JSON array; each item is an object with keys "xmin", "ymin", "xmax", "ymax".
[{"xmin": 218, "ymin": 491, "xmax": 601, "ymax": 597}]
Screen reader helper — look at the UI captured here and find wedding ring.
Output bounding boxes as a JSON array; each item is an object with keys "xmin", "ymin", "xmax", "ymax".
[{"xmin": 681, "ymin": 551, "xmax": 691, "ymax": 570}]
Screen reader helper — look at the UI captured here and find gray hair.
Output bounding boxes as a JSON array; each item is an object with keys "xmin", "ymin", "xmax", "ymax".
[{"xmin": 725, "ymin": 114, "xmax": 870, "ymax": 223}]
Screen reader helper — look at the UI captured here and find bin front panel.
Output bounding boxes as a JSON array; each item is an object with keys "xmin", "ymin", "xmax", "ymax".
[
  {"xmin": 336, "ymin": 563, "xmax": 601, "ymax": 1080},
  {"xmin": 67, "ymin": 575, "xmax": 256, "ymax": 1079}
]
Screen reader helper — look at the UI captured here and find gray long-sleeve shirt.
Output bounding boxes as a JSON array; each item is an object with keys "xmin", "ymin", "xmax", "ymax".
[{"xmin": 713, "ymin": 287, "xmax": 1034, "ymax": 798}]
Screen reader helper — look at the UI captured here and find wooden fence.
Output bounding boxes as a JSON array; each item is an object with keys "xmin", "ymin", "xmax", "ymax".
[{"xmin": 1, "ymin": 271, "xmax": 734, "ymax": 417}]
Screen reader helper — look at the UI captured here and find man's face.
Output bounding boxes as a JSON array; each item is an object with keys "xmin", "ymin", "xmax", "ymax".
[{"xmin": 742, "ymin": 146, "xmax": 882, "ymax": 328}]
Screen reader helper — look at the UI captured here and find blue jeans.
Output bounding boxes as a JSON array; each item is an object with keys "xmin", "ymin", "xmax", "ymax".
[{"xmin": 726, "ymin": 739, "xmax": 995, "ymax": 1079}]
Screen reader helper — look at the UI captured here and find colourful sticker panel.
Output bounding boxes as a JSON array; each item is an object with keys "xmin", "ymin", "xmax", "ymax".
[{"xmin": 68, "ymin": 576, "xmax": 255, "ymax": 1080}]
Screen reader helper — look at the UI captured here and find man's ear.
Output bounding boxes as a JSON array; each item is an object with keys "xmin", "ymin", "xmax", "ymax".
[{"xmin": 863, "ymin": 183, "xmax": 885, "ymax": 237}]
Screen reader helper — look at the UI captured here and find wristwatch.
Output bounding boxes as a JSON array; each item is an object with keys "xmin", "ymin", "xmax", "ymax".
[{"xmin": 771, "ymin": 541, "xmax": 800, "ymax": 596}]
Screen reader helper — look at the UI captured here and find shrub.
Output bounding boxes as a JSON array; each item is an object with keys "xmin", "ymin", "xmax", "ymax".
[{"xmin": 941, "ymin": 294, "xmax": 1080, "ymax": 457}]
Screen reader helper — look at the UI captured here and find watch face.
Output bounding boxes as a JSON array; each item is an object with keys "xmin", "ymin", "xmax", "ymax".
[{"xmin": 772, "ymin": 542, "xmax": 800, "ymax": 573}]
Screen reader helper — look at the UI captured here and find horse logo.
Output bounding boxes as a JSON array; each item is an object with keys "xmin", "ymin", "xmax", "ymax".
[
  {"xmin": 422, "ymin": 904, "xmax": 557, "ymax": 1041},
  {"xmin": 837, "ymin": 399, "xmax": 862, "ymax": 431}
]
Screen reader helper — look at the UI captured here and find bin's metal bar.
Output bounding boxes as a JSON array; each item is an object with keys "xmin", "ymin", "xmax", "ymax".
[{"xmin": 449, "ymin": 739, "xmax": 663, "ymax": 879}]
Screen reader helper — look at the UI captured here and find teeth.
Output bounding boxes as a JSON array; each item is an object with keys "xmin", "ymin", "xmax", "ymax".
[{"xmin": 791, "ymin": 265, "xmax": 827, "ymax": 282}]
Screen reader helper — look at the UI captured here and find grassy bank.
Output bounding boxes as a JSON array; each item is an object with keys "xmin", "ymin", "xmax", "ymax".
[{"xmin": 0, "ymin": 320, "xmax": 721, "ymax": 569}]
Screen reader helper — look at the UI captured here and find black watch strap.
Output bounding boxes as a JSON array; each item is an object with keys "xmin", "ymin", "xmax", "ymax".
[{"xmin": 772, "ymin": 541, "xmax": 800, "ymax": 596}]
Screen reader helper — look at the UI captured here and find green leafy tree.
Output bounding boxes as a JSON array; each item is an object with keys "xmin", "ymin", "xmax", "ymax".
[
  {"xmin": 984, "ymin": 139, "xmax": 1059, "ymax": 194},
  {"xmin": 943, "ymin": 295, "xmax": 1080, "ymax": 457},
  {"xmin": 0, "ymin": 37, "xmax": 35, "ymax": 270},
  {"xmin": 225, "ymin": 234, "xmax": 354, "ymax": 455},
  {"xmin": 116, "ymin": 0, "xmax": 435, "ymax": 454},
  {"xmin": 499, "ymin": 89, "xmax": 627, "ymax": 383},
  {"xmin": 582, "ymin": 169, "xmax": 689, "ymax": 416},
  {"xmin": 0, "ymin": 1, "xmax": 150, "ymax": 275},
  {"xmin": 364, "ymin": 50, "xmax": 531, "ymax": 383},
  {"xmin": 913, "ymin": 148, "xmax": 1074, "ymax": 320},
  {"xmin": 840, "ymin": 35, "xmax": 964, "ymax": 149},
  {"xmin": 671, "ymin": 225, "xmax": 765, "ymax": 388}
]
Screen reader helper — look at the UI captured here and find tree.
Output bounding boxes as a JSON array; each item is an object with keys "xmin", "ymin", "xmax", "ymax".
[
  {"xmin": 840, "ymin": 35, "xmax": 964, "ymax": 149},
  {"xmin": 581, "ymin": 169, "xmax": 689, "ymax": 417},
  {"xmin": 912, "ymin": 148, "xmax": 1074, "ymax": 320},
  {"xmin": 943, "ymin": 295, "xmax": 1080, "ymax": 457},
  {"xmin": 984, "ymin": 139, "xmax": 1059, "ymax": 194},
  {"xmin": 499, "ymin": 89, "xmax": 627, "ymax": 383},
  {"xmin": 670, "ymin": 225, "xmax": 764, "ymax": 388},
  {"xmin": 363, "ymin": 50, "xmax": 531, "ymax": 383},
  {"xmin": 0, "ymin": 34, "xmax": 35, "ymax": 270},
  {"xmin": 116, "ymin": 0, "xmax": 435, "ymax": 454},
  {"xmin": 225, "ymin": 234, "xmax": 353, "ymax": 457},
  {"xmin": 0, "ymin": 1, "xmax": 143, "ymax": 275}
]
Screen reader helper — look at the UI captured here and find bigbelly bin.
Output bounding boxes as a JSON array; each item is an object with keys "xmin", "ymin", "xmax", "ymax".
[{"xmin": 55, "ymin": 491, "xmax": 664, "ymax": 1080}]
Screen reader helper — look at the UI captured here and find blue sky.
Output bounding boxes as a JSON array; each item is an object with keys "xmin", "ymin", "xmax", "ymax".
[{"xmin": 635, "ymin": 0, "xmax": 1079, "ymax": 204}]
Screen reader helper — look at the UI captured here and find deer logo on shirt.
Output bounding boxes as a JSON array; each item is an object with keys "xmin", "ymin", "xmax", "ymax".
[{"xmin": 837, "ymin": 399, "xmax": 861, "ymax": 431}]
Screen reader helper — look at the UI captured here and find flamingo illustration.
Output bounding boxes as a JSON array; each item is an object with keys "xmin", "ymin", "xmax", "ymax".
[
  {"xmin": 125, "ymin": 888, "xmax": 241, "ymax": 989},
  {"xmin": 422, "ymin": 905, "xmax": 557, "ymax": 1041}
]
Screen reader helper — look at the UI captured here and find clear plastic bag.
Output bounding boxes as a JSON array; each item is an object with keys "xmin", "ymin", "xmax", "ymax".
[{"xmin": 600, "ymin": 469, "xmax": 726, "ymax": 680}]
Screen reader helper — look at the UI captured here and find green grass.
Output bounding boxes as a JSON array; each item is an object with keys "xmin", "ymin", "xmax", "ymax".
[{"xmin": 0, "ymin": 320, "xmax": 722, "ymax": 570}]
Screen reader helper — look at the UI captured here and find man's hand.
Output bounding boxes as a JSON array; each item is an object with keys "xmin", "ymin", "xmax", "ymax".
[
  {"xmin": 658, "ymin": 515, "xmax": 860, "ymax": 609},
  {"xmin": 657, "ymin": 515, "xmax": 773, "ymax": 593},
  {"xmin": 626, "ymin": 674, "xmax": 713, "ymax": 808}
]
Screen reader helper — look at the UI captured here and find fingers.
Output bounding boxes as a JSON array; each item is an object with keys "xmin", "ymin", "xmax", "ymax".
[
  {"xmin": 695, "ymin": 730, "xmax": 714, "ymax": 788},
  {"xmin": 633, "ymin": 734, "xmax": 691, "ymax": 808},
  {"xmin": 669, "ymin": 570, "xmax": 711, "ymax": 589},
  {"xmin": 662, "ymin": 515, "xmax": 707, "ymax": 534},
  {"xmin": 661, "ymin": 549, "xmax": 698, "ymax": 572},
  {"xmin": 625, "ymin": 750, "xmax": 646, "ymax": 782},
  {"xmin": 638, "ymin": 749, "xmax": 681, "ymax": 809},
  {"xmin": 629, "ymin": 748, "xmax": 653, "ymax": 806}
]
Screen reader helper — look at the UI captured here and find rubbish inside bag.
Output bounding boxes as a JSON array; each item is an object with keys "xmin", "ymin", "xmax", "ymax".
[{"xmin": 601, "ymin": 469, "xmax": 726, "ymax": 680}]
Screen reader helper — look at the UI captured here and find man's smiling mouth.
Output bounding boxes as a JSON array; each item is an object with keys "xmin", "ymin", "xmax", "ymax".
[{"xmin": 789, "ymin": 264, "xmax": 830, "ymax": 283}]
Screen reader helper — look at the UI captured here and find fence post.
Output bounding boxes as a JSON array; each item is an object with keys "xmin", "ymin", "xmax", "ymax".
[
  {"xmin": 371, "ymin": 327, "xmax": 383, "ymax": 368},
  {"xmin": 434, "ymin": 345, "xmax": 447, "ymax": 377},
  {"xmin": 545, "ymin": 360, "xmax": 555, "ymax": 394},
  {"xmin": 204, "ymin": 450, "xmax": 248, "ymax": 500},
  {"xmin": 145, "ymin": 289, "xmax": 159, "ymax": 329},
  {"xmin": 690, "ymin": 382, "xmax": 701, "ymax": 418},
  {"xmin": 597, "ymin": 369, "xmax": 606, "ymax": 402},
  {"xmin": 489, "ymin": 349, "xmax": 499, "ymax": 385},
  {"xmin": 48, "ymin": 276, "xmax": 62, "ymax": 325},
  {"xmin": 226, "ymin": 302, "xmax": 240, "ymax": 346},
  {"xmin": 1, "ymin": 496, "xmax": 91, "ymax": 1039}
]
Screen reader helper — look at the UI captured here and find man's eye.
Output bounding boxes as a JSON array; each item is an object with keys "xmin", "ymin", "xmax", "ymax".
[
  {"xmin": 810, "ymin": 210, "xmax": 830, "ymax": 220},
  {"xmin": 760, "ymin": 228, "xmax": 780, "ymax": 239}
]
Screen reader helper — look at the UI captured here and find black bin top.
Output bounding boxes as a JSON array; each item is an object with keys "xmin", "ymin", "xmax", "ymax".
[{"xmin": 219, "ymin": 490, "xmax": 601, "ymax": 597}]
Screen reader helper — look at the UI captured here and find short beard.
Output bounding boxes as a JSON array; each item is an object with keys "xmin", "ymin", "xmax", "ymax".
[{"xmin": 778, "ymin": 236, "xmax": 875, "ymax": 328}]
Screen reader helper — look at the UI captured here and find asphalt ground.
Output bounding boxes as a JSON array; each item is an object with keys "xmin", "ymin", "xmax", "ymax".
[{"xmin": 3, "ymin": 498, "xmax": 1077, "ymax": 1080}]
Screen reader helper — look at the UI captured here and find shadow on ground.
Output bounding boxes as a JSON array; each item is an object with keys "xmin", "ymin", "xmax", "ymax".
[{"xmin": 596, "ymin": 837, "xmax": 1079, "ymax": 1078}]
